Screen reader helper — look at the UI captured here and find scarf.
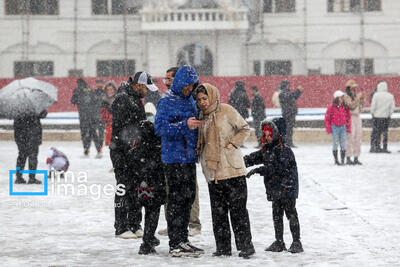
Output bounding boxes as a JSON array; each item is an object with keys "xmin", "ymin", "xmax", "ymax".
[{"xmin": 197, "ymin": 83, "xmax": 221, "ymax": 172}]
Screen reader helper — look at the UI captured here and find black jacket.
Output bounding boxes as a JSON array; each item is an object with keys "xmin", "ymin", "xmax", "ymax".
[
  {"xmin": 244, "ymin": 139, "xmax": 299, "ymax": 201},
  {"xmin": 71, "ymin": 79, "xmax": 100, "ymax": 122},
  {"xmin": 133, "ymin": 120, "xmax": 166, "ymax": 207},
  {"xmin": 251, "ymin": 93, "xmax": 266, "ymax": 121},
  {"xmin": 110, "ymin": 82, "xmax": 146, "ymax": 153},
  {"xmin": 229, "ymin": 81, "xmax": 250, "ymax": 119},
  {"xmin": 279, "ymin": 86, "xmax": 302, "ymax": 117},
  {"xmin": 14, "ymin": 110, "xmax": 47, "ymax": 149}
]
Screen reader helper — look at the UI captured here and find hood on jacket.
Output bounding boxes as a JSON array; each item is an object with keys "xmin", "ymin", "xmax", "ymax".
[
  {"xmin": 261, "ymin": 119, "xmax": 279, "ymax": 142},
  {"xmin": 272, "ymin": 117, "xmax": 286, "ymax": 138},
  {"xmin": 377, "ymin": 81, "xmax": 388, "ymax": 92},
  {"xmin": 77, "ymin": 78, "xmax": 89, "ymax": 88},
  {"xmin": 234, "ymin": 81, "xmax": 245, "ymax": 91},
  {"xmin": 170, "ymin": 65, "xmax": 199, "ymax": 96}
]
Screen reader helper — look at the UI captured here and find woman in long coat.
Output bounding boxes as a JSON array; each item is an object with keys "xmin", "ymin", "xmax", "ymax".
[{"xmin": 194, "ymin": 83, "xmax": 255, "ymax": 259}]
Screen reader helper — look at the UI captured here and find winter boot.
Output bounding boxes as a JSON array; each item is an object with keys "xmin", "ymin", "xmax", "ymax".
[
  {"xmin": 150, "ymin": 236, "xmax": 160, "ymax": 247},
  {"xmin": 382, "ymin": 144, "xmax": 391, "ymax": 153},
  {"xmin": 15, "ymin": 172, "xmax": 26, "ymax": 184},
  {"xmin": 340, "ymin": 150, "xmax": 346, "ymax": 165},
  {"xmin": 28, "ymin": 174, "xmax": 42, "ymax": 184},
  {"xmin": 288, "ymin": 240, "xmax": 304, "ymax": 253},
  {"xmin": 265, "ymin": 240, "xmax": 287, "ymax": 252},
  {"xmin": 238, "ymin": 246, "xmax": 255, "ymax": 259},
  {"xmin": 353, "ymin": 157, "xmax": 362, "ymax": 165},
  {"xmin": 212, "ymin": 250, "xmax": 232, "ymax": 257},
  {"xmin": 346, "ymin": 157, "xmax": 355, "ymax": 165},
  {"xmin": 138, "ymin": 242, "xmax": 157, "ymax": 255},
  {"xmin": 332, "ymin": 151, "xmax": 341, "ymax": 165}
]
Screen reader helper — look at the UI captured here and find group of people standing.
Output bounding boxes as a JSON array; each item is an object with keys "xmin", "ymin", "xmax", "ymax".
[
  {"xmin": 105, "ymin": 65, "xmax": 303, "ymax": 259},
  {"xmin": 324, "ymin": 79, "xmax": 396, "ymax": 165}
]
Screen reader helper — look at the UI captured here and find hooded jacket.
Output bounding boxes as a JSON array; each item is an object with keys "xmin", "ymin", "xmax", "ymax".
[
  {"xmin": 244, "ymin": 119, "xmax": 299, "ymax": 201},
  {"xmin": 155, "ymin": 65, "xmax": 199, "ymax": 164},
  {"xmin": 370, "ymin": 81, "xmax": 395, "ymax": 118},
  {"xmin": 71, "ymin": 78, "xmax": 99, "ymax": 122}
]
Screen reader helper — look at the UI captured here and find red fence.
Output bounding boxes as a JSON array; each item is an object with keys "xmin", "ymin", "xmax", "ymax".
[{"xmin": 0, "ymin": 75, "xmax": 399, "ymax": 112}]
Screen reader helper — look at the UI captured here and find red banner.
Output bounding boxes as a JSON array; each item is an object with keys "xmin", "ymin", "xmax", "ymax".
[{"xmin": 0, "ymin": 75, "xmax": 398, "ymax": 112}]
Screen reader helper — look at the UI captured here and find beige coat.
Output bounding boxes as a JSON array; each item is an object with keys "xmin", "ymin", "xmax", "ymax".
[
  {"xmin": 199, "ymin": 103, "xmax": 250, "ymax": 182},
  {"xmin": 344, "ymin": 93, "xmax": 365, "ymax": 116}
]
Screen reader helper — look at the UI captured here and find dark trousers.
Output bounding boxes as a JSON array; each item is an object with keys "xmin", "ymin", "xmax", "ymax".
[
  {"xmin": 272, "ymin": 198, "xmax": 300, "ymax": 242},
  {"xmin": 283, "ymin": 115, "xmax": 296, "ymax": 146},
  {"xmin": 16, "ymin": 144, "xmax": 39, "ymax": 179},
  {"xmin": 110, "ymin": 149, "xmax": 142, "ymax": 234},
  {"xmin": 370, "ymin": 118, "xmax": 390, "ymax": 150},
  {"xmin": 79, "ymin": 119, "xmax": 103, "ymax": 153},
  {"xmin": 142, "ymin": 204, "xmax": 161, "ymax": 245},
  {"xmin": 164, "ymin": 163, "xmax": 196, "ymax": 248},
  {"xmin": 208, "ymin": 176, "xmax": 254, "ymax": 253},
  {"xmin": 98, "ymin": 121, "xmax": 105, "ymax": 148}
]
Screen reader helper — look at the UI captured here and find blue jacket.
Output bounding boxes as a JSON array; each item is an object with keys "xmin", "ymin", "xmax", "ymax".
[{"xmin": 155, "ymin": 65, "xmax": 199, "ymax": 164}]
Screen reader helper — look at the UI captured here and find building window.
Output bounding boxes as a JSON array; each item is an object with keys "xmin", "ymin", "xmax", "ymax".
[
  {"xmin": 14, "ymin": 61, "xmax": 54, "ymax": 77},
  {"xmin": 97, "ymin": 60, "xmax": 135, "ymax": 76},
  {"xmin": 92, "ymin": 0, "xmax": 108, "ymax": 14},
  {"xmin": 6, "ymin": 0, "xmax": 58, "ymax": 15},
  {"xmin": 177, "ymin": 44, "xmax": 213, "ymax": 76},
  {"xmin": 264, "ymin": 60, "xmax": 292, "ymax": 75},
  {"xmin": 112, "ymin": 0, "xmax": 142, "ymax": 14},
  {"xmin": 253, "ymin": 61, "xmax": 261, "ymax": 76},
  {"xmin": 264, "ymin": 0, "xmax": 295, "ymax": 13},
  {"xmin": 335, "ymin": 58, "xmax": 374, "ymax": 75},
  {"xmin": 328, "ymin": 0, "xmax": 381, "ymax": 12}
]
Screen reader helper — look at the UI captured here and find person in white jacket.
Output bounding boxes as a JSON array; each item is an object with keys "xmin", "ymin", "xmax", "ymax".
[{"xmin": 370, "ymin": 81, "xmax": 395, "ymax": 153}]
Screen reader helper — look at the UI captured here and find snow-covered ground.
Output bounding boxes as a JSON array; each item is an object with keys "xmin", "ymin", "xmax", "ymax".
[{"xmin": 1, "ymin": 140, "xmax": 400, "ymax": 266}]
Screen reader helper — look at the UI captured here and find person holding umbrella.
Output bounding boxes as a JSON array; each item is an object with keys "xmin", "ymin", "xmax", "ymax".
[{"xmin": 0, "ymin": 77, "xmax": 58, "ymax": 184}]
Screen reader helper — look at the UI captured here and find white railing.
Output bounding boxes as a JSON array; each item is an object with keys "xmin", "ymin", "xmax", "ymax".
[{"xmin": 140, "ymin": 8, "xmax": 248, "ymax": 30}]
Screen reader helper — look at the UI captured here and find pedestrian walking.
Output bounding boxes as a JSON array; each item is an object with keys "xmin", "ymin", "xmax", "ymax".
[
  {"xmin": 250, "ymin": 86, "xmax": 266, "ymax": 148},
  {"xmin": 229, "ymin": 80, "xmax": 251, "ymax": 120}
]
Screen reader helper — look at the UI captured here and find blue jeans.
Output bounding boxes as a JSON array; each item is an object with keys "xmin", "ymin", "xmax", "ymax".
[{"xmin": 331, "ymin": 125, "xmax": 346, "ymax": 151}]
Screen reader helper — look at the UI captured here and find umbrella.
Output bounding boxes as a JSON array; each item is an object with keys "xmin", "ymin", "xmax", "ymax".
[{"xmin": 0, "ymin": 77, "xmax": 58, "ymax": 119}]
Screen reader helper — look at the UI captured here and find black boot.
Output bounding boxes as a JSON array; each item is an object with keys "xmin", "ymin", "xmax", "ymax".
[
  {"xmin": 340, "ymin": 150, "xmax": 346, "ymax": 165},
  {"xmin": 382, "ymin": 144, "xmax": 391, "ymax": 153},
  {"xmin": 288, "ymin": 240, "xmax": 304, "ymax": 253},
  {"xmin": 353, "ymin": 157, "xmax": 362, "ymax": 165},
  {"xmin": 332, "ymin": 150, "xmax": 341, "ymax": 165},
  {"xmin": 138, "ymin": 242, "xmax": 157, "ymax": 255},
  {"xmin": 346, "ymin": 157, "xmax": 355, "ymax": 165},
  {"xmin": 238, "ymin": 245, "xmax": 255, "ymax": 259},
  {"xmin": 265, "ymin": 240, "xmax": 287, "ymax": 252},
  {"xmin": 15, "ymin": 175, "xmax": 26, "ymax": 184},
  {"xmin": 28, "ymin": 174, "xmax": 42, "ymax": 184}
]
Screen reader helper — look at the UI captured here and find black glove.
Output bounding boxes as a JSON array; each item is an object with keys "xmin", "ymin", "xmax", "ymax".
[{"xmin": 246, "ymin": 167, "xmax": 263, "ymax": 178}]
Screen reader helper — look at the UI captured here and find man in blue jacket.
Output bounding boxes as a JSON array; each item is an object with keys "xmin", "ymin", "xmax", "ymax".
[{"xmin": 155, "ymin": 65, "xmax": 205, "ymax": 257}]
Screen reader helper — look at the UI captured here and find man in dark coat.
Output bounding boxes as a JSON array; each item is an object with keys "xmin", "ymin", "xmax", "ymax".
[
  {"xmin": 229, "ymin": 80, "xmax": 251, "ymax": 120},
  {"xmin": 14, "ymin": 110, "xmax": 47, "ymax": 184},
  {"xmin": 278, "ymin": 80, "xmax": 303, "ymax": 147},
  {"xmin": 109, "ymin": 71, "xmax": 159, "ymax": 239},
  {"xmin": 244, "ymin": 119, "xmax": 303, "ymax": 254},
  {"xmin": 250, "ymin": 86, "xmax": 266, "ymax": 147},
  {"xmin": 71, "ymin": 78, "xmax": 103, "ymax": 157},
  {"xmin": 155, "ymin": 65, "xmax": 205, "ymax": 257}
]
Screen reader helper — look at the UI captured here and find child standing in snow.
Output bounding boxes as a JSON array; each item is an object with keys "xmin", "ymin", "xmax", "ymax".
[
  {"xmin": 46, "ymin": 147, "xmax": 69, "ymax": 178},
  {"xmin": 324, "ymin": 90, "xmax": 351, "ymax": 165},
  {"xmin": 244, "ymin": 118, "xmax": 303, "ymax": 253},
  {"xmin": 134, "ymin": 120, "xmax": 166, "ymax": 255}
]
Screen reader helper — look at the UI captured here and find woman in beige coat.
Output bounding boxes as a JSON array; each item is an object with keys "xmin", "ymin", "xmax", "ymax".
[
  {"xmin": 194, "ymin": 83, "xmax": 255, "ymax": 259},
  {"xmin": 344, "ymin": 80, "xmax": 365, "ymax": 165}
]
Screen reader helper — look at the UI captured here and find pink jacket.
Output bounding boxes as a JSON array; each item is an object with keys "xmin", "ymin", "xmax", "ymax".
[{"xmin": 325, "ymin": 104, "xmax": 351, "ymax": 134}]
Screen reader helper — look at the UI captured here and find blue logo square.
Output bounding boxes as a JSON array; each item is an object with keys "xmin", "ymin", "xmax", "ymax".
[{"xmin": 9, "ymin": 168, "xmax": 48, "ymax": 196}]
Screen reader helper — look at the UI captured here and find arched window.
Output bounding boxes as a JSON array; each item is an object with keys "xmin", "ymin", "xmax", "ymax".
[{"xmin": 177, "ymin": 44, "xmax": 213, "ymax": 76}]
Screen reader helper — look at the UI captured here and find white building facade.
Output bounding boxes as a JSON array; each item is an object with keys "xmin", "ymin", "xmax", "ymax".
[{"xmin": 0, "ymin": 0, "xmax": 399, "ymax": 78}]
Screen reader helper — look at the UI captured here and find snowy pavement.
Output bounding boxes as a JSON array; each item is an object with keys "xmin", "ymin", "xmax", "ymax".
[{"xmin": 1, "ymin": 140, "xmax": 400, "ymax": 266}]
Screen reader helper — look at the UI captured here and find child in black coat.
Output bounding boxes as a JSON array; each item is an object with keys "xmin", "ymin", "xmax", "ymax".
[
  {"xmin": 244, "ymin": 118, "xmax": 303, "ymax": 253},
  {"xmin": 134, "ymin": 120, "xmax": 167, "ymax": 255}
]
